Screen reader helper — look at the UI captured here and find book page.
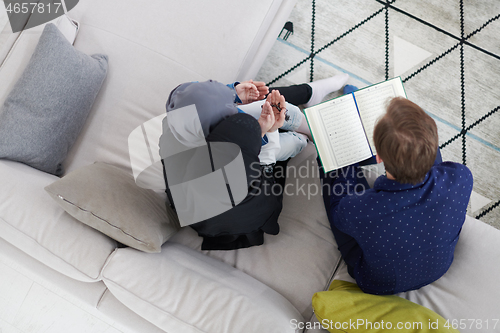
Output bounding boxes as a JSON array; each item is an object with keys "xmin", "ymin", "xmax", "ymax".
[
  {"xmin": 307, "ymin": 94, "xmax": 372, "ymax": 171},
  {"xmin": 353, "ymin": 78, "xmax": 406, "ymax": 154}
]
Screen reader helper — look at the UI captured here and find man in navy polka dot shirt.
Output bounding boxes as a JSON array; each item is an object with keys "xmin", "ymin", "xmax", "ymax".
[{"xmin": 321, "ymin": 97, "xmax": 473, "ymax": 295}]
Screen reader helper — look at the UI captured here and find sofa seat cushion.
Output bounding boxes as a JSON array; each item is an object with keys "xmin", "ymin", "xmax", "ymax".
[
  {"xmin": 0, "ymin": 160, "xmax": 117, "ymax": 282},
  {"xmin": 169, "ymin": 143, "xmax": 342, "ymax": 320},
  {"xmin": 96, "ymin": 289, "xmax": 166, "ymax": 333},
  {"xmin": 102, "ymin": 243, "xmax": 304, "ymax": 333},
  {"xmin": 66, "ymin": 0, "xmax": 280, "ymax": 82}
]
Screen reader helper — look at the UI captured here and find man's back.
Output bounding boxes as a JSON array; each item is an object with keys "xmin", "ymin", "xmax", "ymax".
[{"xmin": 334, "ymin": 160, "xmax": 473, "ymax": 294}]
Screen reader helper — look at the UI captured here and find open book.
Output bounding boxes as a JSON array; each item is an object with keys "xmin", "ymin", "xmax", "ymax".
[{"xmin": 304, "ymin": 77, "xmax": 406, "ymax": 172}]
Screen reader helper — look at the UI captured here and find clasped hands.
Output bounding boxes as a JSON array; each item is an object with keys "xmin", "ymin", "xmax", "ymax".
[{"xmin": 235, "ymin": 80, "xmax": 286, "ymax": 137}]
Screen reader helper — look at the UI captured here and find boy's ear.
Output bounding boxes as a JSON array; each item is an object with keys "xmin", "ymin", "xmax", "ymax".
[{"xmin": 376, "ymin": 155, "xmax": 383, "ymax": 164}]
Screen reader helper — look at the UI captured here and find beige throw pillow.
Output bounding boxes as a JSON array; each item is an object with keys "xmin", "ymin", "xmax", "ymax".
[{"xmin": 45, "ymin": 162, "xmax": 179, "ymax": 253}]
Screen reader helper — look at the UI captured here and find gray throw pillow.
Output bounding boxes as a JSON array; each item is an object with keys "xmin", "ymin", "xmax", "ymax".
[
  {"xmin": 0, "ymin": 23, "xmax": 108, "ymax": 175},
  {"xmin": 45, "ymin": 162, "xmax": 180, "ymax": 253}
]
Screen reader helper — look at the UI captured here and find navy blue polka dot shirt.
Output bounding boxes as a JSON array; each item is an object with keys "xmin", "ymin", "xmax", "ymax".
[{"xmin": 332, "ymin": 152, "xmax": 473, "ymax": 295}]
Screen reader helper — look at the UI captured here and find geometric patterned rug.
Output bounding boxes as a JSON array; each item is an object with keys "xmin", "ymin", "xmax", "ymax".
[{"xmin": 256, "ymin": 0, "xmax": 500, "ymax": 229}]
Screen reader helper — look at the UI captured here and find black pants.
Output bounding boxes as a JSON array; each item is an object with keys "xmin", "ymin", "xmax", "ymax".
[{"xmin": 270, "ymin": 83, "xmax": 312, "ymax": 106}]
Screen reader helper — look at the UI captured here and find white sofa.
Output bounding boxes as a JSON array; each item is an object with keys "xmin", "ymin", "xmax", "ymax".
[{"xmin": 1, "ymin": 1, "xmax": 500, "ymax": 332}]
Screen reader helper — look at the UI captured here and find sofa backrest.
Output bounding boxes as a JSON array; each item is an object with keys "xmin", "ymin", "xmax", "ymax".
[{"xmin": 0, "ymin": 0, "xmax": 295, "ymax": 179}]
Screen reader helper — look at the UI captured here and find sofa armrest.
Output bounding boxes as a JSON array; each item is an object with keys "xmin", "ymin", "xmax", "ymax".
[
  {"xmin": 0, "ymin": 160, "xmax": 117, "ymax": 282},
  {"xmin": 102, "ymin": 242, "xmax": 304, "ymax": 333}
]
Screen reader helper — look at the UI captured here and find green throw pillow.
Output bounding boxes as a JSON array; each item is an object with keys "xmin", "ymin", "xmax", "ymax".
[{"xmin": 312, "ymin": 280, "xmax": 459, "ymax": 333}]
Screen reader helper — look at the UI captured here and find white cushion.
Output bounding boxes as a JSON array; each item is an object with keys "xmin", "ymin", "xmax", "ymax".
[
  {"xmin": 170, "ymin": 143, "xmax": 341, "ymax": 319},
  {"xmin": 102, "ymin": 243, "xmax": 304, "ymax": 333},
  {"xmin": 0, "ymin": 160, "xmax": 116, "ymax": 282},
  {"xmin": 68, "ymin": 0, "xmax": 280, "ymax": 82},
  {"xmin": 97, "ymin": 290, "xmax": 167, "ymax": 333}
]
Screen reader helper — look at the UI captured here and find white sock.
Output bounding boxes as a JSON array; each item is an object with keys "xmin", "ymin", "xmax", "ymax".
[{"xmin": 304, "ymin": 73, "xmax": 349, "ymax": 107}]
